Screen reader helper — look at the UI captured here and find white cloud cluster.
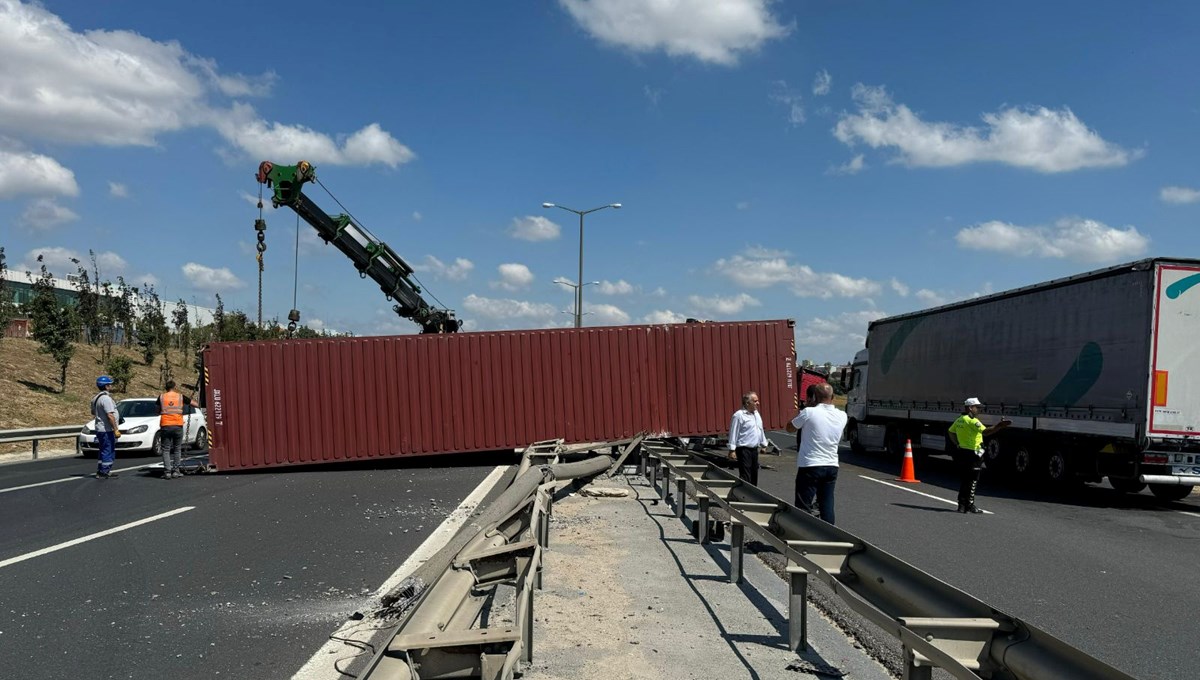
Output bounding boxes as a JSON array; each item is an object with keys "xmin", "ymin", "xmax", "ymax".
[
  {"xmin": 108, "ymin": 181, "xmax": 128, "ymax": 198},
  {"xmin": 834, "ymin": 84, "xmax": 1138, "ymax": 173},
  {"xmin": 584, "ymin": 302, "xmax": 631, "ymax": 325},
  {"xmin": 596, "ymin": 279, "xmax": 635, "ymax": 295},
  {"xmin": 414, "ymin": 255, "xmax": 474, "ymax": 281},
  {"xmin": 1160, "ymin": 186, "xmax": 1200, "ymax": 205},
  {"xmin": 0, "ymin": 147, "xmax": 79, "ymax": 198},
  {"xmin": 955, "ymin": 217, "xmax": 1149, "ymax": 263},
  {"xmin": 796, "ymin": 310, "xmax": 886, "ymax": 350},
  {"xmin": 508, "ymin": 215, "xmax": 561, "ymax": 241},
  {"xmin": 687, "ymin": 293, "xmax": 760, "ymax": 317},
  {"xmin": 212, "ymin": 107, "xmax": 414, "ymax": 167},
  {"xmin": 770, "ymin": 80, "xmax": 805, "ymax": 125},
  {"xmin": 19, "ymin": 246, "xmax": 127, "ymax": 278},
  {"xmin": 182, "ymin": 262, "xmax": 244, "ymax": 292},
  {"xmin": 889, "ymin": 278, "xmax": 909, "ymax": 297},
  {"xmin": 714, "ymin": 248, "xmax": 881, "ymax": 298},
  {"xmin": 643, "ymin": 309, "xmax": 688, "ymax": 324},
  {"xmin": 492, "ymin": 263, "xmax": 535, "ymax": 291},
  {"xmin": 19, "ymin": 198, "xmax": 78, "ymax": 230},
  {"xmin": 463, "ymin": 294, "xmax": 558, "ymax": 321},
  {"xmin": 559, "ymin": 0, "xmax": 790, "ymax": 65},
  {"xmin": 812, "ymin": 69, "xmax": 831, "ymax": 96},
  {"xmin": 828, "ymin": 154, "xmax": 865, "ymax": 176}
]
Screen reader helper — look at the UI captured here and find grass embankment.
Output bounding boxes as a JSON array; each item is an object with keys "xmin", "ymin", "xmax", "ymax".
[{"xmin": 0, "ymin": 337, "xmax": 196, "ymax": 452}]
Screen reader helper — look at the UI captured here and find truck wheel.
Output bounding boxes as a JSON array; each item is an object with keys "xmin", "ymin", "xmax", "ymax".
[
  {"xmin": 1149, "ymin": 484, "xmax": 1194, "ymax": 502},
  {"xmin": 886, "ymin": 429, "xmax": 906, "ymax": 458},
  {"xmin": 1108, "ymin": 477, "xmax": 1146, "ymax": 494},
  {"xmin": 1012, "ymin": 446, "xmax": 1035, "ymax": 477},
  {"xmin": 984, "ymin": 439, "xmax": 1005, "ymax": 465},
  {"xmin": 846, "ymin": 422, "xmax": 865, "ymax": 454},
  {"xmin": 1046, "ymin": 450, "xmax": 1077, "ymax": 485}
]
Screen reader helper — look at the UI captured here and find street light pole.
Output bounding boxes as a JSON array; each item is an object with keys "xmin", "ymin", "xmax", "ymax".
[{"xmin": 542, "ymin": 202, "xmax": 621, "ymax": 328}]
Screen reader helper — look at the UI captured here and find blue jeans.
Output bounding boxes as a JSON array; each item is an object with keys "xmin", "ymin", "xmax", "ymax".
[
  {"xmin": 795, "ymin": 466, "xmax": 838, "ymax": 524},
  {"xmin": 96, "ymin": 431, "xmax": 116, "ymax": 474}
]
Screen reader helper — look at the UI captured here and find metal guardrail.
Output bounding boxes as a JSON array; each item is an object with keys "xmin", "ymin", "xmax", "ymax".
[
  {"xmin": 359, "ymin": 437, "xmax": 638, "ymax": 680},
  {"xmin": 642, "ymin": 439, "xmax": 1136, "ymax": 680},
  {"xmin": 0, "ymin": 426, "xmax": 80, "ymax": 459}
]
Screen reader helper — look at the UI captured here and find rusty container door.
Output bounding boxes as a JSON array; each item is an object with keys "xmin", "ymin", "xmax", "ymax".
[{"xmin": 204, "ymin": 319, "xmax": 796, "ymax": 470}]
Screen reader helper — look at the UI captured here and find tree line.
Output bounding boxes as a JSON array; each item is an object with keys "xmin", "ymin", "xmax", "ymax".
[{"xmin": 0, "ymin": 247, "xmax": 346, "ymax": 394}]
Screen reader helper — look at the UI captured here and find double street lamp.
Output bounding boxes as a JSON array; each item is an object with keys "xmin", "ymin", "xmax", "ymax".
[{"xmin": 542, "ymin": 202, "xmax": 621, "ymax": 328}]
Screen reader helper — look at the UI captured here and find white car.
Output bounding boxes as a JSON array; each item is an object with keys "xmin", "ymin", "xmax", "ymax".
[{"xmin": 79, "ymin": 397, "xmax": 207, "ymax": 456}]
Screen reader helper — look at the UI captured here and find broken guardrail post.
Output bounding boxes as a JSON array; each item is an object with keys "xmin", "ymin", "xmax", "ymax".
[
  {"xmin": 648, "ymin": 456, "xmax": 659, "ymax": 494},
  {"xmin": 697, "ymin": 495, "xmax": 711, "ymax": 544},
  {"xmin": 637, "ymin": 447, "xmax": 646, "ymax": 477},
  {"xmin": 675, "ymin": 478, "xmax": 687, "ymax": 519},
  {"xmin": 662, "ymin": 467, "xmax": 672, "ymax": 502},
  {"xmin": 902, "ymin": 644, "xmax": 933, "ymax": 680},
  {"xmin": 729, "ymin": 521, "xmax": 745, "ymax": 584},
  {"xmin": 787, "ymin": 564, "xmax": 809, "ymax": 653}
]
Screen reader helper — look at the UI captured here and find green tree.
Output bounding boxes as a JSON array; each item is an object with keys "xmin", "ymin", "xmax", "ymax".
[
  {"xmin": 28, "ymin": 260, "xmax": 78, "ymax": 392},
  {"xmin": 0, "ymin": 247, "xmax": 17, "ymax": 333},
  {"xmin": 73, "ymin": 255, "xmax": 100, "ymax": 344},
  {"xmin": 213, "ymin": 294, "xmax": 225, "ymax": 341},
  {"xmin": 172, "ymin": 298, "xmax": 191, "ymax": 353},
  {"xmin": 96, "ymin": 279, "xmax": 118, "ymax": 366},
  {"xmin": 114, "ymin": 277, "xmax": 137, "ymax": 348},
  {"xmin": 105, "ymin": 355, "xmax": 135, "ymax": 393},
  {"xmin": 136, "ymin": 286, "xmax": 169, "ymax": 366}
]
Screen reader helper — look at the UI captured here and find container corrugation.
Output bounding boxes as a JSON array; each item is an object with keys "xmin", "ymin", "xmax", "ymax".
[{"xmin": 204, "ymin": 319, "xmax": 797, "ymax": 470}]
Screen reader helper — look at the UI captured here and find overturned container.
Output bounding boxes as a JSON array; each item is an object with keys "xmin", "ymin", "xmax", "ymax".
[{"xmin": 202, "ymin": 319, "xmax": 797, "ymax": 470}]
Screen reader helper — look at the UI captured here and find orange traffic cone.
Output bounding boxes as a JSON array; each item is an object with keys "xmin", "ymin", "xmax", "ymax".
[{"xmin": 896, "ymin": 439, "xmax": 920, "ymax": 483}]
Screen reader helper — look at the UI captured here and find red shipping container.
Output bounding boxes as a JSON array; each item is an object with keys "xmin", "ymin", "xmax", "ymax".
[{"xmin": 202, "ymin": 320, "xmax": 797, "ymax": 470}]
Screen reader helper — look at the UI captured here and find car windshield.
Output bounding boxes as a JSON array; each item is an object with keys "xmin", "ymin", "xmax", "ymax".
[{"xmin": 116, "ymin": 400, "xmax": 159, "ymax": 418}]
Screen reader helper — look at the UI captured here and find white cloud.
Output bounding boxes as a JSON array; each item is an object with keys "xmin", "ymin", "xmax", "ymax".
[
  {"xmin": 915, "ymin": 289, "xmax": 947, "ymax": 306},
  {"xmin": 412, "ymin": 211, "xmax": 423, "ymax": 222},
  {"xmin": 643, "ymin": 309, "xmax": 688, "ymax": 324},
  {"xmin": 1160, "ymin": 186, "xmax": 1200, "ymax": 205},
  {"xmin": 834, "ymin": 84, "xmax": 1138, "ymax": 173},
  {"xmin": 134, "ymin": 273, "xmax": 160, "ymax": 289},
  {"xmin": 238, "ymin": 189, "xmax": 276, "ymax": 210},
  {"xmin": 492, "ymin": 263, "xmax": 535, "ymax": 291},
  {"xmin": 889, "ymin": 278, "xmax": 909, "ymax": 297},
  {"xmin": 584, "ymin": 302, "xmax": 631, "ymax": 325},
  {"xmin": 736, "ymin": 200, "xmax": 751, "ymax": 210},
  {"xmin": 714, "ymin": 248, "xmax": 881, "ymax": 298},
  {"xmin": 462, "ymin": 294, "xmax": 558, "ymax": 321},
  {"xmin": 508, "ymin": 215, "xmax": 561, "ymax": 241},
  {"xmin": 108, "ymin": 181, "xmax": 128, "ymax": 198},
  {"xmin": 828, "ymin": 154, "xmax": 865, "ymax": 175},
  {"xmin": 652, "ymin": 287, "xmax": 667, "ymax": 297},
  {"xmin": 0, "ymin": 2, "xmax": 400, "ymax": 168},
  {"xmin": 559, "ymin": 0, "xmax": 790, "ymax": 66},
  {"xmin": 955, "ymin": 217, "xmax": 1149, "ymax": 263},
  {"xmin": 795, "ymin": 310, "xmax": 885, "ymax": 361},
  {"xmin": 0, "ymin": 148, "xmax": 79, "ymax": 198},
  {"xmin": 212, "ymin": 106, "xmax": 415, "ymax": 167},
  {"xmin": 19, "ymin": 246, "xmax": 126, "ymax": 278},
  {"xmin": 414, "ymin": 255, "xmax": 474, "ymax": 282},
  {"xmin": 812, "ymin": 69, "xmax": 831, "ymax": 96},
  {"xmin": 596, "ymin": 279, "xmax": 634, "ymax": 295},
  {"xmin": 182, "ymin": 262, "xmax": 244, "ymax": 292},
  {"xmin": 644, "ymin": 85, "xmax": 664, "ymax": 108},
  {"xmin": 18, "ymin": 198, "xmax": 79, "ymax": 230},
  {"xmin": 687, "ymin": 293, "xmax": 761, "ymax": 316},
  {"xmin": 770, "ymin": 80, "xmax": 805, "ymax": 125}
]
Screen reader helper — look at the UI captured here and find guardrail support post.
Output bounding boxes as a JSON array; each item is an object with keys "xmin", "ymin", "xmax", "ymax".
[
  {"xmin": 648, "ymin": 457, "xmax": 658, "ymax": 492},
  {"xmin": 637, "ymin": 448, "xmax": 646, "ymax": 477},
  {"xmin": 675, "ymin": 478, "xmax": 687, "ymax": 519},
  {"xmin": 787, "ymin": 565, "xmax": 809, "ymax": 652},
  {"xmin": 902, "ymin": 645, "xmax": 932, "ymax": 680},
  {"xmin": 662, "ymin": 467, "xmax": 672, "ymax": 502},
  {"xmin": 697, "ymin": 496, "xmax": 710, "ymax": 544},
  {"xmin": 522, "ymin": 587, "xmax": 534, "ymax": 665},
  {"xmin": 32, "ymin": 439, "xmax": 39, "ymax": 460},
  {"xmin": 729, "ymin": 521, "xmax": 744, "ymax": 584}
]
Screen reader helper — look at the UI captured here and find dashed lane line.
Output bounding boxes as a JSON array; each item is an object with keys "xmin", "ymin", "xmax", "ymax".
[
  {"xmin": 858, "ymin": 475, "xmax": 996, "ymax": 515},
  {"xmin": 0, "ymin": 506, "xmax": 195, "ymax": 569}
]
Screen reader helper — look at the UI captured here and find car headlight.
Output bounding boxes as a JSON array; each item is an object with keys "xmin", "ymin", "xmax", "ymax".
[
  {"xmin": 124, "ymin": 425, "xmax": 149, "ymax": 434},
  {"xmin": 81, "ymin": 426, "xmax": 94, "ymax": 435}
]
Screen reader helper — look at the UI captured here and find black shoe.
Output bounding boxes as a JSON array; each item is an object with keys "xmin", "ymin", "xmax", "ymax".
[
  {"xmin": 966, "ymin": 505, "xmax": 984, "ymax": 514},
  {"xmin": 956, "ymin": 503, "xmax": 967, "ymax": 513}
]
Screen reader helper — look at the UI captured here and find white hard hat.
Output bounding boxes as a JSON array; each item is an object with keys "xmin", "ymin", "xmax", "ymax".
[{"xmin": 964, "ymin": 397, "xmax": 983, "ymax": 407}]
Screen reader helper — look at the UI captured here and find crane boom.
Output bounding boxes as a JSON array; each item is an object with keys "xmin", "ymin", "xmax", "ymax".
[{"xmin": 256, "ymin": 160, "xmax": 461, "ymax": 333}]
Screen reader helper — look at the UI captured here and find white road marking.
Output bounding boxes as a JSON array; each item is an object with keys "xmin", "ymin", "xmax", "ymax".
[
  {"xmin": 292, "ymin": 465, "xmax": 512, "ymax": 680},
  {"xmin": 1176, "ymin": 510, "xmax": 1200, "ymax": 519},
  {"xmin": 858, "ymin": 475, "xmax": 995, "ymax": 515},
  {"xmin": 0, "ymin": 506, "xmax": 195, "ymax": 569},
  {"xmin": 0, "ymin": 462, "xmax": 162, "ymax": 495}
]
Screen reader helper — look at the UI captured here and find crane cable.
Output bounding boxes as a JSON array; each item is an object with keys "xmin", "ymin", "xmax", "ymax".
[
  {"xmin": 287, "ymin": 212, "xmax": 301, "ymax": 337},
  {"xmin": 312, "ymin": 176, "xmax": 453, "ymax": 313},
  {"xmin": 254, "ymin": 183, "xmax": 267, "ymax": 328}
]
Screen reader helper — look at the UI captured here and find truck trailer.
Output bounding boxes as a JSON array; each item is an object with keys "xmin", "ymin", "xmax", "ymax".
[{"xmin": 844, "ymin": 258, "xmax": 1200, "ymax": 500}]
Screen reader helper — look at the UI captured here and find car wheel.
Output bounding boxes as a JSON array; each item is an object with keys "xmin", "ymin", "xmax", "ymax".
[
  {"xmin": 1149, "ymin": 484, "xmax": 1194, "ymax": 502},
  {"xmin": 193, "ymin": 427, "xmax": 207, "ymax": 451},
  {"xmin": 149, "ymin": 432, "xmax": 161, "ymax": 458}
]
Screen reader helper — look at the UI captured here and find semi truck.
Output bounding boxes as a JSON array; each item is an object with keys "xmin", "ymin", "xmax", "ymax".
[{"xmin": 843, "ymin": 258, "xmax": 1200, "ymax": 500}]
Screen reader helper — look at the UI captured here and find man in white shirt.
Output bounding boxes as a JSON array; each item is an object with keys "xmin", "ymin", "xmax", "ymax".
[
  {"xmin": 786, "ymin": 382, "xmax": 848, "ymax": 524},
  {"xmin": 728, "ymin": 391, "xmax": 768, "ymax": 485}
]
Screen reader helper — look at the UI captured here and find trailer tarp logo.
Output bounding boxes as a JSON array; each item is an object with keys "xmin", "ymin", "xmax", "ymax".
[
  {"xmin": 1042, "ymin": 341, "xmax": 1103, "ymax": 407},
  {"xmin": 1165, "ymin": 272, "xmax": 1200, "ymax": 299},
  {"xmin": 880, "ymin": 317, "xmax": 924, "ymax": 375}
]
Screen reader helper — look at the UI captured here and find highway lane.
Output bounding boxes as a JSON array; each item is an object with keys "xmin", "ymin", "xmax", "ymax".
[
  {"xmin": 0, "ymin": 451, "xmax": 513, "ymax": 679},
  {"xmin": 759, "ymin": 431, "xmax": 1200, "ymax": 680}
]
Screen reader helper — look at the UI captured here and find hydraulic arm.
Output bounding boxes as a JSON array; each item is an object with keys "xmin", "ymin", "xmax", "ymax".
[{"xmin": 256, "ymin": 161, "xmax": 461, "ymax": 334}]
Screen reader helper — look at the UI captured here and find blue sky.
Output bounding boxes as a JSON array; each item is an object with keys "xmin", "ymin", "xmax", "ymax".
[{"xmin": 1, "ymin": 0, "xmax": 1198, "ymax": 362}]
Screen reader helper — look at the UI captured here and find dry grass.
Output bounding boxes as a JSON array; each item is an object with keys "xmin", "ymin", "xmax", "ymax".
[{"xmin": 0, "ymin": 338, "xmax": 196, "ymax": 445}]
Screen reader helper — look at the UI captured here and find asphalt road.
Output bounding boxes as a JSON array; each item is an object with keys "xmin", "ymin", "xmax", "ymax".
[
  {"xmin": 757, "ymin": 430, "xmax": 1200, "ymax": 680},
  {"xmin": 0, "ymin": 450, "xmax": 511, "ymax": 679}
]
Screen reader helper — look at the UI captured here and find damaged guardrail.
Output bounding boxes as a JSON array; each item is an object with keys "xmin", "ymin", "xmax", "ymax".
[
  {"xmin": 641, "ymin": 438, "xmax": 1135, "ymax": 680},
  {"xmin": 358, "ymin": 436, "xmax": 643, "ymax": 680}
]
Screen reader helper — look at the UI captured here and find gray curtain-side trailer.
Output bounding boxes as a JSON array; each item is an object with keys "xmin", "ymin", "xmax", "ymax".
[{"xmin": 844, "ymin": 258, "xmax": 1200, "ymax": 500}]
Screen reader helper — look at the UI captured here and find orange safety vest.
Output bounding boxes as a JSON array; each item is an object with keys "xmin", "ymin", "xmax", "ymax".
[{"xmin": 160, "ymin": 391, "xmax": 184, "ymax": 427}]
